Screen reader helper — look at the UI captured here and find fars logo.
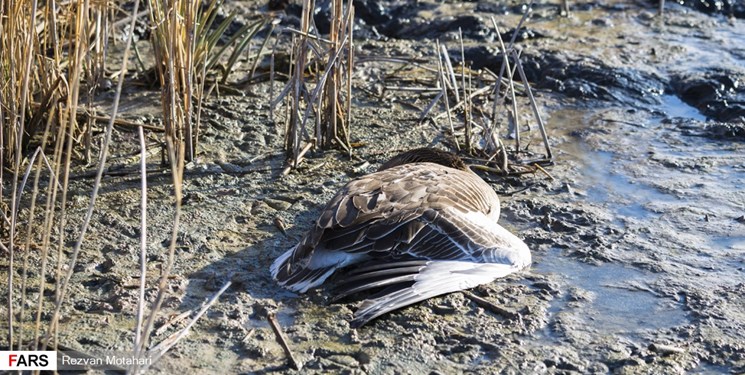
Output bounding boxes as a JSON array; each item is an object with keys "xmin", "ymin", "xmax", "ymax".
[{"xmin": 0, "ymin": 351, "xmax": 57, "ymax": 370}]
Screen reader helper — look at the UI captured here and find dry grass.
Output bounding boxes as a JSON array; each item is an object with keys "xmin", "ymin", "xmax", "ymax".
[
  {"xmin": 274, "ymin": 0, "xmax": 355, "ymax": 172},
  {"xmin": 147, "ymin": 0, "xmax": 269, "ymax": 164},
  {"xmin": 1, "ymin": 0, "xmax": 266, "ymax": 370},
  {"xmin": 2, "ymin": 0, "xmax": 553, "ymax": 371},
  {"xmin": 1, "ymin": 0, "xmax": 96, "ymax": 352},
  {"xmin": 366, "ymin": 1, "xmax": 553, "ymax": 174}
]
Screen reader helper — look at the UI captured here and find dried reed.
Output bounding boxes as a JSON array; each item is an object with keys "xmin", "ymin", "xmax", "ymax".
[
  {"xmin": 275, "ymin": 0, "xmax": 355, "ymax": 170},
  {"xmin": 1, "ymin": 0, "xmax": 249, "ymax": 369},
  {"xmin": 423, "ymin": 3, "xmax": 552, "ymax": 172}
]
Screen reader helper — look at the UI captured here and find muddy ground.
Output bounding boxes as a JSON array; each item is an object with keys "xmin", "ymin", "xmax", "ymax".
[{"xmin": 4, "ymin": 0, "xmax": 745, "ymax": 373}]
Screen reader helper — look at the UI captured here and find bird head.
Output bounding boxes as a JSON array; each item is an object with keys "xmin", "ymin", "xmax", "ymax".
[{"xmin": 378, "ymin": 148, "xmax": 468, "ymax": 171}]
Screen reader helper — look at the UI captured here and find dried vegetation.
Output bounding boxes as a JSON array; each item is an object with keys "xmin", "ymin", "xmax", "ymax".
[{"xmin": 0, "ymin": 0, "xmax": 552, "ymax": 371}]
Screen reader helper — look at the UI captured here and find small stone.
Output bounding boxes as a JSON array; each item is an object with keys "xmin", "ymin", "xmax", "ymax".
[
  {"xmin": 432, "ymin": 304, "xmax": 457, "ymax": 314},
  {"xmin": 217, "ymin": 161, "xmax": 244, "ymax": 173},
  {"xmin": 648, "ymin": 343, "xmax": 685, "ymax": 356},
  {"xmin": 354, "ymin": 351, "xmax": 370, "ymax": 365},
  {"xmin": 327, "ymin": 354, "xmax": 359, "ymax": 368},
  {"xmin": 264, "ymin": 198, "xmax": 292, "ymax": 211}
]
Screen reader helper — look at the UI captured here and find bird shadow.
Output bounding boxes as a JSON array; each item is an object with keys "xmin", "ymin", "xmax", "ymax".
[{"xmin": 176, "ymin": 225, "xmax": 333, "ymax": 372}]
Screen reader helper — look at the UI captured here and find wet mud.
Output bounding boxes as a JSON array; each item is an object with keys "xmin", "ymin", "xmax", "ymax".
[{"xmin": 5, "ymin": 0, "xmax": 745, "ymax": 373}]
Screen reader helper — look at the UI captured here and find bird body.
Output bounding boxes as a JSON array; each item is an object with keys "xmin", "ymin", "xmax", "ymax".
[{"xmin": 271, "ymin": 149, "xmax": 531, "ymax": 327}]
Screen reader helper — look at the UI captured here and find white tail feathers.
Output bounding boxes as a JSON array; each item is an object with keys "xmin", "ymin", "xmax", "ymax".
[{"xmin": 351, "ymin": 260, "xmax": 522, "ymax": 327}]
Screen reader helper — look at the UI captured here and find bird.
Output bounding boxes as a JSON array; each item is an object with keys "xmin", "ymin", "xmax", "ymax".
[{"xmin": 270, "ymin": 148, "xmax": 531, "ymax": 327}]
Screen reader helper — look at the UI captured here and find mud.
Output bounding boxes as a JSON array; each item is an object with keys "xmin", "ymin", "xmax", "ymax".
[
  {"xmin": 3, "ymin": 0, "xmax": 745, "ymax": 374},
  {"xmin": 671, "ymin": 69, "xmax": 745, "ymax": 122},
  {"xmin": 675, "ymin": 0, "xmax": 745, "ymax": 19}
]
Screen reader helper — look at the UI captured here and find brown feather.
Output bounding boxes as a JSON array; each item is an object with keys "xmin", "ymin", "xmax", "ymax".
[{"xmin": 270, "ymin": 148, "xmax": 530, "ymax": 326}]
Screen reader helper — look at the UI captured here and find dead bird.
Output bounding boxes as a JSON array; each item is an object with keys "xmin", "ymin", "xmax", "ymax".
[{"xmin": 270, "ymin": 148, "xmax": 531, "ymax": 327}]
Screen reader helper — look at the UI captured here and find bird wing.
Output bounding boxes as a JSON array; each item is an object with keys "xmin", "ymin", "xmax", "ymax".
[
  {"xmin": 349, "ymin": 260, "xmax": 519, "ymax": 327},
  {"xmin": 315, "ymin": 164, "xmax": 500, "ymax": 253},
  {"xmin": 330, "ymin": 208, "xmax": 529, "ymax": 295},
  {"xmin": 272, "ymin": 164, "xmax": 508, "ymax": 292},
  {"xmin": 330, "ymin": 207, "xmax": 531, "ymax": 326}
]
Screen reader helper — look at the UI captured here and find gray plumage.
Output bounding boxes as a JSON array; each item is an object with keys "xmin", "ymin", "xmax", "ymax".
[{"xmin": 271, "ymin": 149, "xmax": 531, "ymax": 327}]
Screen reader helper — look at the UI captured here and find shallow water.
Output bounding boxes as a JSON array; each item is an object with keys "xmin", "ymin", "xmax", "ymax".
[
  {"xmin": 658, "ymin": 94, "xmax": 707, "ymax": 121},
  {"xmin": 525, "ymin": 70, "xmax": 744, "ymax": 369},
  {"xmin": 580, "ymin": 149, "xmax": 678, "ymax": 220},
  {"xmin": 534, "ymin": 248, "xmax": 689, "ymax": 337}
]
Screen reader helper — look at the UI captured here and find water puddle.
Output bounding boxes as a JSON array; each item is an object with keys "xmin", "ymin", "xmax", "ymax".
[
  {"xmin": 583, "ymin": 150, "xmax": 678, "ymax": 219},
  {"xmin": 531, "ymin": 99, "xmax": 717, "ymax": 340},
  {"xmin": 658, "ymin": 21, "xmax": 745, "ymax": 72},
  {"xmin": 690, "ymin": 363, "xmax": 736, "ymax": 374},
  {"xmin": 657, "ymin": 94, "xmax": 707, "ymax": 121},
  {"xmin": 534, "ymin": 249, "xmax": 689, "ymax": 338},
  {"xmin": 564, "ymin": 142, "xmax": 679, "ymax": 222},
  {"xmin": 710, "ymin": 236, "xmax": 745, "ymax": 274},
  {"xmin": 712, "ymin": 236, "xmax": 745, "ymax": 251}
]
